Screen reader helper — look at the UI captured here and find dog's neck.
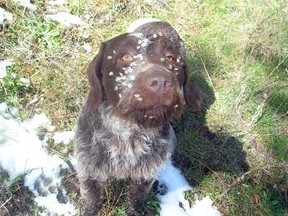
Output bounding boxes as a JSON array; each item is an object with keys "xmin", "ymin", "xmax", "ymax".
[{"xmin": 98, "ymin": 103, "xmax": 167, "ymax": 137}]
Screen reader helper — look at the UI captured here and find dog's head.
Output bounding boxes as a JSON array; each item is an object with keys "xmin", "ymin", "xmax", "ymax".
[{"xmin": 86, "ymin": 32, "xmax": 201, "ymax": 127}]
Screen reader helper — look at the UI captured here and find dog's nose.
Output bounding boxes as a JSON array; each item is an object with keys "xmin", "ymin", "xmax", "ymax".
[{"xmin": 145, "ymin": 72, "xmax": 173, "ymax": 94}]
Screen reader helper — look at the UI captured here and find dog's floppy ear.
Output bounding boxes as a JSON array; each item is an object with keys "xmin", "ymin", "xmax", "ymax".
[
  {"xmin": 183, "ymin": 67, "xmax": 202, "ymax": 112},
  {"xmin": 87, "ymin": 43, "xmax": 106, "ymax": 112}
]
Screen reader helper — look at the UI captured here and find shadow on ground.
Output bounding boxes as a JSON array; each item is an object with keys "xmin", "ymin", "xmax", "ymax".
[{"xmin": 173, "ymin": 58, "xmax": 249, "ymax": 187}]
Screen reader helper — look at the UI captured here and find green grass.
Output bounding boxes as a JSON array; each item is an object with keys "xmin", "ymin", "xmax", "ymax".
[{"xmin": 0, "ymin": 0, "xmax": 288, "ymax": 215}]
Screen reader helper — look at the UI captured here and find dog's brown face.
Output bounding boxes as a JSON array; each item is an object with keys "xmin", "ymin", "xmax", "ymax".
[{"xmin": 87, "ymin": 33, "xmax": 201, "ymax": 127}]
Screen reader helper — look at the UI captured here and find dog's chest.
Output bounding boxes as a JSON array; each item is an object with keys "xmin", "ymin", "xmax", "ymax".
[
  {"xmin": 105, "ymin": 129, "xmax": 174, "ymax": 179},
  {"xmin": 91, "ymin": 108, "xmax": 176, "ymax": 179},
  {"xmin": 108, "ymin": 132, "xmax": 155, "ymax": 164},
  {"xmin": 100, "ymin": 113, "xmax": 158, "ymax": 161}
]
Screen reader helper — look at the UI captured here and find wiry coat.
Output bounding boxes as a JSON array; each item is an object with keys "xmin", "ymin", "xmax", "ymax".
[
  {"xmin": 74, "ymin": 19, "xmax": 201, "ymax": 216},
  {"xmin": 75, "ymin": 103, "xmax": 176, "ymax": 182}
]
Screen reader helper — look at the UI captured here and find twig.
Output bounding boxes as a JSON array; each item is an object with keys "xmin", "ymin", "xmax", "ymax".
[
  {"xmin": 113, "ymin": 189, "xmax": 124, "ymax": 206},
  {"xmin": 217, "ymin": 170, "xmax": 253, "ymax": 199},
  {"xmin": 248, "ymin": 97, "xmax": 267, "ymax": 128},
  {"xmin": 179, "ymin": 202, "xmax": 190, "ymax": 216},
  {"xmin": 0, "ymin": 194, "xmax": 12, "ymax": 213},
  {"xmin": 200, "ymin": 58, "xmax": 216, "ymax": 95},
  {"xmin": 275, "ymin": 112, "xmax": 288, "ymax": 120},
  {"xmin": 268, "ymin": 54, "xmax": 288, "ymax": 78},
  {"xmin": 52, "ymin": 114, "xmax": 78, "ymax": 120},
  {"xmin": 249, "ymin": 14, "xmax": 272, "ymax": 39},
  {"xmin": 234, "ymin": 83, "xmax": 247, "ymax": 110},
  {"xmin": 217, "ymin": 164, "xmax": 287, "ymax": 199},
  {"xmin": 233, "ymin": 96, "xmax": 268, "ymax": 137},
  {"xmin": 0, "ymin": 205, "xmax": 10, "ymax": 216},
  {"xmin": 0, "ymin": 79, "xmax": 7, "ymax": 95}
]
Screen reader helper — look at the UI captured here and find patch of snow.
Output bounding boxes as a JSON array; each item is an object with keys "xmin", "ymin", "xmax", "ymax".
[
  {"xmin": 0, "ymin": 7, "xmax": 13, "ymax": 25},
  {"xmin": 19, "ymin": 77, "xmax": 30, "ymax": 86},
  {"xmin": 0, "ymin": 59, "xmax": 13, "ymax": 79},
  {"xmin": 47, "ymin": 12, "xmax": 85, "ymax": 27},
  {"xmin": 11, "ymin": 72, "xmax": 17, "ymax": 78},
  {"xmin": 82, "ymin": 44, "xmax": 92, "ymax": 53},
  {"xmin": 23, "ymin": 113, "xmax": 51, "ymax": 131},
  {"xmin": 47, "ymin": 0, "xmax": 67, "ymax": 6},
  {"xmin": 127, "ymin": 18, "xmax": 160, "ymax": 33},
  {"xmin": 0, "ymin": 103, "xmax": 18, "ymax": 118},
  {"xmin": 157, "ymin": 159, "xmax": 222, "ymax": 216},
  {"xmin": 12, "ymin": 0, "xmax": 37, "ymax": 11},
  {"xmin": 46, "ymin": 0, "xmax": 69, "ymax": 14},
  {"xmin": 35, "ymin": 193, "xmax": 76, "ymax": 215},
  {"xmin": 53, "ymin": 131, "xmax": 75, "ymax": 144},
  {"xmin": 0, "ymin": 103, "xmax": 76, "ymax": 215}
]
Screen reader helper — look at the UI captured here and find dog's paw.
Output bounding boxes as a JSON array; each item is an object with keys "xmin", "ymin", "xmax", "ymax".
[{"xmin": 33, "ymin": 173, "xmax": 68, "ymax": 204}]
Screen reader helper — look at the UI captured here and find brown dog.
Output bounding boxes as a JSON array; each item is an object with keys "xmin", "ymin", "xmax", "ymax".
[{"xmin": 74, "ymin": 19, "xmax": 201, "ymax": 216}]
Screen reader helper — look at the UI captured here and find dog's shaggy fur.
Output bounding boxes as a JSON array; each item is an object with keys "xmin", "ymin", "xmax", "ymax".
[{"xmin": 74, "ymin": 19, "xmax": 201, "ymax": 216}]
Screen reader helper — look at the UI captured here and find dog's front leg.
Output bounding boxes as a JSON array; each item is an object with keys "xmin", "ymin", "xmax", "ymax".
[
  {"xmin": 80, "ymin": 178, "xmax": 105, "ymax": 216},
  {"xmin": 127, "ymin": 178, "xmax": 155, "ymax": 216}
]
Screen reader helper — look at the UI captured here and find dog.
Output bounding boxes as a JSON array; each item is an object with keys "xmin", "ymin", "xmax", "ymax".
[{"xmin": 74, "ymin": 19, "xmax": 201, "ymax": 216}]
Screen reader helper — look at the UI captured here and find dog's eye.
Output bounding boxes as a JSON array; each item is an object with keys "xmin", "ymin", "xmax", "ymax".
[
  {"xmin": 120, "ymin": 54, "xmax": 133, "ymax": 62},
  {"xmin": 165, "ymin": 54, "xmax": 176, "ymax": 63}
]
